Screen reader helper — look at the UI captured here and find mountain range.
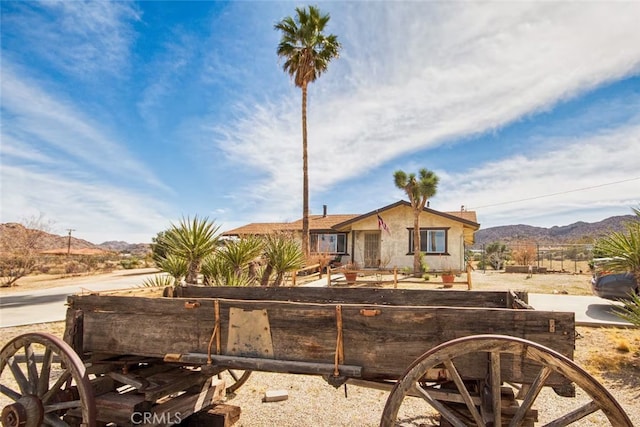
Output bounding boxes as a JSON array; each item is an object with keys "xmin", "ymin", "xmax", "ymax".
[
  {"xmin": 471, "ymin": 215, "xmax": 635, "ymax": 248},
  {"xmin": 1, "ymin": 214, "xmax": 636, "ymax": 255}
]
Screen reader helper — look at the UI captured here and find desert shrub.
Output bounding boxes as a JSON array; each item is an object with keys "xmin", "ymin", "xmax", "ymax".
[{"xmin": 120, "ymin": 257, "xmax": 140, "ymax": 269}]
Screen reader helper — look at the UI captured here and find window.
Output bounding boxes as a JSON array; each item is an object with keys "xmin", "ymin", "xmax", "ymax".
[
  {"xmin": 408, "ymin": 228, "xmax": 448, "ymax": 254},
  {"xmin": 310, "ymin": 233, "xmax": 347, "ymax": 254}
]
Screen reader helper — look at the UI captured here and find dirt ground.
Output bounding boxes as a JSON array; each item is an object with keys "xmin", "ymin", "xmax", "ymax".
[{"xmin": 1, "ymin": 269, "xmax": 639, "ymax": 423}]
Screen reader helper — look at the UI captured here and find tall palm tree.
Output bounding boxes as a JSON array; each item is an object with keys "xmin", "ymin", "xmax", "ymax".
[
  {"xmin": 275, "ymin": 5, "xmax": 341, "ymax": 258},
  {"xmin": 394, "ymin": 169, "xmax": 439, "ymax": 276}
]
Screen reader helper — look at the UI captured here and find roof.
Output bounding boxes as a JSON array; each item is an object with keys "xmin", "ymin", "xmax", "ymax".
[
  {"xmin": 222, "ymin": 201, "xmax": 479, "ymax": 236},
  {"xmin": 222, "ymin": 214, "xmax": 359, "ymax": 236},
  {"xmin": 334, "ymin": 200, "xmax": 480, "ymax": 229}
]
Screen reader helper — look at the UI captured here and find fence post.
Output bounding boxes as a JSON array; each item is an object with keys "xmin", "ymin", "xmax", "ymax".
[
  {"xmin": 327, "ymin": 266, "xmax": 332, "ymax": 287},
  {"xmin": 393, "ymin": 267, "xmax": 397, "ymax": 289}
]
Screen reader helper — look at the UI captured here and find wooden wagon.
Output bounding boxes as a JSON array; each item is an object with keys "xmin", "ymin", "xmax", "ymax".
[{"xmin": 0, "ymin": 286, "xmax": 633, "ymax": 426}]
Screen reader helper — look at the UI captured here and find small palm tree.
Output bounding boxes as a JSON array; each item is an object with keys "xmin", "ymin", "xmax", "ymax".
[
  {"xmin": 275, "ymin": 5, "xmax": 341, "ymax": 258},
  {"xmin": 164, "ymin": 216, "xmax": 220, "ymax": 284},
  {"xmin": 394, "ymin": 169, "xmax": 439, "ymax": 276}
]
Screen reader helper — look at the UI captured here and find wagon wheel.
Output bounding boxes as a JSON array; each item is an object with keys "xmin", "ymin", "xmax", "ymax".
[
  {"xmin": 380, "ymin": 334, "xmax": 632, "ymax": 427},
  {"xmin": 0, "ymin": 333, "xmax": 96, "ymax": 427},
  {"xmin": 218, "ymin": 369, "xmax": 252, "ymax": 394}
]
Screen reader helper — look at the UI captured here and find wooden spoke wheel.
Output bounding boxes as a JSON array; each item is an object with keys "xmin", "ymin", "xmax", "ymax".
[
  {"xmin": 380, "ymin": 334, "xmax": 632, "ymax": 427},
  {"xmin": 0, "ymin": 333, "xmax": 95, "ymax": 427},
  {"xmin": 218, "ymin": 369, "xmax": 252, "ymax": 394}
]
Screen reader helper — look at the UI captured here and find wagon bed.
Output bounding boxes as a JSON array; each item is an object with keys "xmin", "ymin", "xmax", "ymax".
[{"xmin": 1, "ymin": 287, "xmax": 632, "ymax": 426}]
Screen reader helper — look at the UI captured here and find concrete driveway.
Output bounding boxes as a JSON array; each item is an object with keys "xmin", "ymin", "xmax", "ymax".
[{"xmin": 528, "ymin": 293, "xmax": 634, "ymax": 327}]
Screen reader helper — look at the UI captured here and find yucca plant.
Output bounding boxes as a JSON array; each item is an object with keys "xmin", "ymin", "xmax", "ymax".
[
  {"xmin": 595, "ymin": 207, "xmax": 640, "ymax": 326},
  {"xmin": 142, "ymin": 274, "xmax": 178, "ymax": 288},
  {"xmin": 613, "ymin": 292, "xmax": 640, "ymax": 326},
  {"xmin": 219, "ymin": 236, "xmax": 264, "ymax": 279},
  {"xmin": 261, "ymin": 233, "xmax": 305, "ymax": 286},
  {"xmin": 155, "ymin": 254, "xmax": 188, "ymax": 284},
  {"xmin": 164, "ymin": 216, "xmax": 220, "ymax": 284},
  {"xmin": 201, "ymin": 253, "xmax": 255, "ymax": 287}
]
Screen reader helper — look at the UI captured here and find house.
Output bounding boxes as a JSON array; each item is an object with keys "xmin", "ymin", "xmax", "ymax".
[{"xmin": 222, "ymin": 200, "xmax": 480, "ymax": 272}]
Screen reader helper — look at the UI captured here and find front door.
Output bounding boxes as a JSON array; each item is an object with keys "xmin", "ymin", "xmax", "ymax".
[{"xmin": 363, "ymin": 232, "xmax": 381, "ymax": 268}]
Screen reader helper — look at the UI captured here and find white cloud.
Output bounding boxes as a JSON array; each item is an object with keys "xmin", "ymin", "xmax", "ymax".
[
  {"xmin": 1, "ymin": 1, "xmax": 140, "ymax": 78},
  {"xmin": 1, "ymin": 65, "xmax": 167, "ymax": 191},
  {"xmin": 0, "ymin": 165, "xmax": 169, "ymax": 243},
  {"xmin": 215, "ymin": 2, "xmax": 640, "ymax": 218},
  {"xmin": 438, "ymin": 124, "xmax": 640, "ymax": 227}
]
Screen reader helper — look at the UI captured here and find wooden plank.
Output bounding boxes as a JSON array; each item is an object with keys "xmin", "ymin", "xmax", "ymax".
[
  {"xmin": 172, "ymin": 287, "xmax": 519, "ymax": 308},
  {"xmin": 76, "ymin": 294, "xmax": 574, "ymax": 384}
]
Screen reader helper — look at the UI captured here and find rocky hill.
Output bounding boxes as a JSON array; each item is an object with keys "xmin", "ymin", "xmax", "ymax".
[
  {"xmin": 0, "ymin": 223, "xmax": 150, "ymax": 256},
  {"xmin": 473, "ymin": 215, "xmax": 635, "ymax": 247}
]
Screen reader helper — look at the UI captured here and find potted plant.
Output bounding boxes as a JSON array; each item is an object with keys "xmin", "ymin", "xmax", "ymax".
[
  {"xmin": 342, "ymin": 261, "xmax": 359, "ymax": 284},
  {"xmin": 441, "ymin": 267, "xmax": 456, "ymax": 287}
]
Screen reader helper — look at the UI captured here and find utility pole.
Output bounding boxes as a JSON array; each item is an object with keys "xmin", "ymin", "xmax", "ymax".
[{"xmin": 67, "ymin": 229, "xmax": 75, "ymax": 256}]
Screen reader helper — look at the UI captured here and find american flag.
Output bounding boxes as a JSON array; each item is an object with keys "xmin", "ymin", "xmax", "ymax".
[{"xmin": 377, "ymin": 214, "xmax": 390, "ymax": 234}]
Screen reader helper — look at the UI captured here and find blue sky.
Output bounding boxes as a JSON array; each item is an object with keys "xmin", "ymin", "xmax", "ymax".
[{"xmin": 1, "ymin": 1, "xmax": 639, "ymax": 244}]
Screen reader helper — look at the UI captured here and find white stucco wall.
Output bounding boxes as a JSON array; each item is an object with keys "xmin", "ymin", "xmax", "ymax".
[{"xmin": 348, "ymin": 205, "xmax": 468, "ymax": 271}]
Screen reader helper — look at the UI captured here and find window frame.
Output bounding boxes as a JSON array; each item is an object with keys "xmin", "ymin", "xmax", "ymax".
[
  {"xmin": 407, "ymin": 227, "xmax": 449, "ymax": 255},
  {"xmin": 310, "ymin": 232, "xmax": 347, "ymax": 254}
]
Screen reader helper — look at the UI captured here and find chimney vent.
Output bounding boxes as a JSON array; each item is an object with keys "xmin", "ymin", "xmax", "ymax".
[{"xmin": 323, "ymin": 205, "xmax": 327, "ymax": 217}]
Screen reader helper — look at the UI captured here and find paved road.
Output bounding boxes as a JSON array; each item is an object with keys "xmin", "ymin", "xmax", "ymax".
[{"xmin": 0, "ymin": 269, "xmax": 163, "ymax": 328}]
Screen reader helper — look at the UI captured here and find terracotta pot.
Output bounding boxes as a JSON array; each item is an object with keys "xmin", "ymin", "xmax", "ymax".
[
  {"xmin": 441, "ymin": 274, "xmax": 455, "ymax": 284},
  {"xmin": 344, "ymin": 271, "xmax": 358, "ymax": 284}
]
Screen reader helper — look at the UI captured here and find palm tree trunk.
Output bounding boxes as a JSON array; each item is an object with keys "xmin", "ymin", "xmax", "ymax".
[
  {"xmin": 301, "ymin": 82, "xmax": 310, "ymax": 259},
  {"xmin": 413, "ymin": 210, "xmax": 421, "ymax": 277}
]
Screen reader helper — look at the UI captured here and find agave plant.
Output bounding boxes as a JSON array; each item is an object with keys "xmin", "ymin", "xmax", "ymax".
[{"xmin": 164, "ymin": 216, "xmax": 220, "ymax": 284}]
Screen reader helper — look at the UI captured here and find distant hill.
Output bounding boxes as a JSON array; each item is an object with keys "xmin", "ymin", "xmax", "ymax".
[
  {"xmin": 473, "ymin": 215, "xmax": 635, "ymax": 248},
  {"xmin": 0, "ymin": 223, "xmax": 150, "ymax": 256}
]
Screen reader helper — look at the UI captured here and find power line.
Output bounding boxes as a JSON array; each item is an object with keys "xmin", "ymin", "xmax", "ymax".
[{"xmin": 469, "ymin": 177, "xmax": 640, "ymax": 210}]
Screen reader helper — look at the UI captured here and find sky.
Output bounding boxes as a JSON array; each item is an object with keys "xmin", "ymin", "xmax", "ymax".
[{"xmin": 1, "ymin": 1, "xmax": 639, "ymax": 244}]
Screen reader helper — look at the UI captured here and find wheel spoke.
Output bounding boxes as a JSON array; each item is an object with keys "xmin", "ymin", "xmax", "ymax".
[
  {"xmin": 509, "ymin": 365, "xmax": 552, "ymax": 427},
  {"xmin": 42, "ymin": 370, "xmax": 71, "ymax": 404},
  {"xmin": 489, "ymin": 350, "xmax": 501, "ymax": 427},
  {"xmin": 228, "ymin": 369, "xmax": 241, "ymax": 381},
  {"xmin": 45, "ymin": 400, "xmax": 83, "ymax": 412},
  {"xmin": 443, "ymin": 359, "xmax": 483, "ymax": 425},
  {"xmin": 543, "ymin": 400, "xmax": 600, "ymax": 427},
  {"xmin": 412, "ymin": 382, "xmax": 467, "ymax": 427},
  {"xmin": 24, "ymin": 343, "xmax": 40, "ymax": 395},
  {"xmin": 38, "ymin": 347, "xmax": 54, "ymax": 397},
  {"xmin": 0, "ymin": 383, "xmax": 22, "ymax": 401},
  {"xmin": 7, "ymin": 356, "xmax": 30, "ymax": 395}
]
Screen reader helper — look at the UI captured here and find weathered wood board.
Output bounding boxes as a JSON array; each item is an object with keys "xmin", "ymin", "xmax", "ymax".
[
  {"xmin": 67, "ymin": 288, "xmax": 573, "ymax": 385},
  {"xmin": 175, "ymin": 286, "xmax": 528, "ymax": 308}
]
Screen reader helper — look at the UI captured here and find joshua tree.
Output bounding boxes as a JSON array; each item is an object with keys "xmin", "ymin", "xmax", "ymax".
[
  {"xmin": 275, "ymin": 5, "xmax": 341, "ymax": 258},
  {"xmin": 394, "ymin": 169, "xmax": 439, "ymax": 276},
  {"xmin": 260, "ymin": 233, "xmax": 305, "ymax": 287}
]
